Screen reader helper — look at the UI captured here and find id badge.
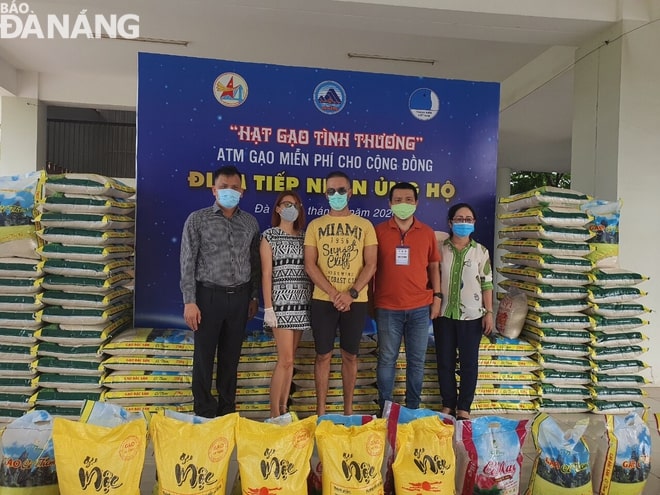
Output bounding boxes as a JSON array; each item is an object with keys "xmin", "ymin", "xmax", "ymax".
[{"xmin": 395, "ymin": 246, "xmax": 410, "ymax": 266}]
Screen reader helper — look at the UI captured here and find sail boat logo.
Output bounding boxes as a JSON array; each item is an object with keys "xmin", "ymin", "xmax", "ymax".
[
  {"xmin": 213, "ymin": 72, "xmax": 248, "ymax": 107},
  {"xmin": 313, "ymin": 81, "xmax": 346, "ymax": 115}
]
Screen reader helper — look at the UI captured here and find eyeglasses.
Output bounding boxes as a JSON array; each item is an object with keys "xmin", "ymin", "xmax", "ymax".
[
  {"xmin": 326, "ymin": 187, "xmax": 348, "ymax": 195},
  {"xmin": 452, "ymin": 217, "xmax": 475, "ymax": 223},
  {"xmin": 279, "ymin": 201, "xmax": 299, "ymax": 209}
]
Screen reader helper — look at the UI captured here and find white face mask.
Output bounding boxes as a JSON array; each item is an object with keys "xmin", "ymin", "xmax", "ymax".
[{"xmin": 279, "ymin": 205, "xmax": 299, "ymax": 223}]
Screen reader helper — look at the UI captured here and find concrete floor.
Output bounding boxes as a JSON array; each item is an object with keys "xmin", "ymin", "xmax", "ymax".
[{"xmin": 139, "ymin": 388, "xmax": 660, "ymax": 494}]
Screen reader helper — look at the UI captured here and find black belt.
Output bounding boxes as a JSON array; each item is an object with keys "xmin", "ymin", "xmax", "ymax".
[{"xmin": 199, "ymin": 282, "xmax": 250, "ymax": 294}]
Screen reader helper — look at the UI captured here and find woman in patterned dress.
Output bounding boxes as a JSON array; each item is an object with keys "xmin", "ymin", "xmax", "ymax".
[{"xmin": 260, "ymin": 190, "xmax": 312, "ymax": 418}]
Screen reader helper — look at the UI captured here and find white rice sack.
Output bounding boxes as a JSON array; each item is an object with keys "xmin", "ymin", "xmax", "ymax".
[
  {"xmin": 535, "ymin": 384, "xmax": 591, "ymax": 401},
  {"xmin": 498, "ymin": 206, "xmax": 592, "ymax": 227},
  {"xmin": 592, "ymin": 412, "xmax": 650, "ymax": 495},
  {"xmin": 0, "ymin": 377, "xmax": 37, "ymax": 394},
  {"xmin": 479, "ymin": 335, "xmax": 535, "ymax": 357},
  {"xmin": 535, "ymin": 370, "xmax": 592, "ymax": 386},
  {"xmin": 38, "ymin": 302, "xmax": 132, "ymax": 325},
  {"xmin": 499, "ymin": 224, "xmax": 595, "ymax": 242},
  {"xmin": 37, "ymin": 373, "xmax": 103, "ymax": 391},
  {"xmin": 0, "ymin": 360, "xmax": 38, "ymax": 378},
  {"xmin": 587, "ymin": 286, "xmax": 647, "ymax": 304},
  {"xmin": 499, "ymin": 266, "xmax": 592, "ymax": 286},
  {"xmin": 498, "ymin": 186, "xmax": 592, "ymax": 212},
  {"xmin": 236, "ymin": 371, "xmax": 272, "ymax": 387},
  {"xmin": 592, "ymin": 374, "xmax": 650, "ymax": 389},
  {"xmin": 499, "ymin": 279, "xmax": 589, "ymax": 300},
  {"xmin": 0, "ymin": 171, "xmax": 42, "ymax": 259},
  {"xmin": 35, "ymin": 212, "xmax": 135, "ymax": 230},
  {"xmin": 41, "ymin": 273, "xmax": 133, "ymax": 293},
  {"xmin": 498, "ymin": 239, "xmax": 594, "ymax": 257},
  {"xmin": 590, "ymin": 331, "xmax": 648, "ymax": 348},
  {"xmin": 525, "ymin": 312, "xmax": 593, "ymax": 330},
  {"xmin": 590, "ymin": 345, "xmax": 647, "ymax": 361},
  {"xmin": 589, "ymin": 315, "xmax": 648, "ymax": 333},
  {"xmin": 0, "ymin": 294, "xmax": 44, "ymax": 312},
  {"xmin": 42, "ymin": 259, "xmax": 133, "ymax": 279},
  {"xmin": 535, "ymin": 342, "xmax": 590, "ymax": 358},
  {"xmin": 44, "ymin": 173, "xmax": 135, "ymax": 198},
  {"xmin": 41, "ymin": 288, "xmax": 133, "ymax": 309},
  {"xmin": 590, "ymin": 269, "xmax": 648, "ymax": 287},
  {"xmin": 501, "ymin": 252, "xmax": 593, "ymax": 272},
  {"xmin": 34, "ymin": 316, "xmax": 131, "ymax": 345},
  {"xmin": 0, "ymin": 277, "xmax": 43, "ymax": 295},
  {"xmin": 588, "ymin": 400, "xmax": 646, "ymax": 415},
  {"xmin": 35, "ymin": 388, "xmax": 103, "ymax": 409},
  {"xmin": 37, "ymin": 227, "xmax": 135, "ymax": 246},
  {"xmin": 589, "ymin": 387, "xmax": 646, "ymax": 401},
  {"xmin": 35, "ymin": 356, "xmax": 103, "ymax": 376},
  {"xmin": 0, "ymin": 258, "xmax": 43, "ymax": 278},
  {"xmin": 585, "ymin": 302, "xmax": 651, "ymax": 318},
  {"xmin": 37, "ymin": 342, "xmax": 102, "ymax": 361},
  {"xmin": 526, "ymin": 297, "xmax": 590, "ymax": 313},
  {"xmin": 37, "ymin": 243, "xmax": 134, "ymax": 261},
  {"xmin": 101, "ymin": 389, "xmax": 193, "ymax": 405},
  {"xmin": 0, "ymin": 327, "xmax": 37, "ymax": 344},
  {"xmin": 0, "ymin": 311, "xmax": 41, "ymax": 329},
  {"xmin": 38, "ymin": 194, "xmax": 135, "ymax": 215},
  {"xmin": 537, "ymin": 354, "xmax": 592, "ymax": 372},
  {"xmin": 536, "ymin": 399, "xmax": 590, "ymax": 413},
  {"xmin": 101, "ymin": 328, "xmax": 194, "ymax": 356},
  {"xmin": 522, "ymin": 326, "xmax": 592, "ymax": 344},
  {"xmin": 477, "ymin": 356, "xmax": 540, "ymax": 372},
  {"xmin": 0, "ymin": 343, "xmax": 36, "ymax": 362},
  {"xmin": 593, "ymin": 360, "xmax": 649, "ymax": 375}
]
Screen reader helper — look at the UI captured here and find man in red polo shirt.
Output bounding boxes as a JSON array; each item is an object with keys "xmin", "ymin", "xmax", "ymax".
[{"xmin": 373, "ymin": 182, "xmax": 441, "ymax": 410}]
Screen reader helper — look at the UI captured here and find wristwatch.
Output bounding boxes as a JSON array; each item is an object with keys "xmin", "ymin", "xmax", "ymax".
[
  {"xmin": 349, "ymin": 288, "xmax": 359, "ymax": 299},
  {"xmin": 433, "ymin": 292, "xmax": 443, "ymax": 300}
]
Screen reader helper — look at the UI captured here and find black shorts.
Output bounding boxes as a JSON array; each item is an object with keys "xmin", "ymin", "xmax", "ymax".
[{"xmin": 311, "ymin": 299, "xmax": 368, "ymax": 355}]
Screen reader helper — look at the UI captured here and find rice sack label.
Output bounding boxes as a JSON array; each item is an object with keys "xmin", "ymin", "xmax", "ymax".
[
  {"xmin": 316, "ymin": 418, "xmax": 386, "ymax": 495},
  {"xmin": 456, "ymin": 416, "xmax": 529, "ymax": 495},
  {"xmin": 150, "ymin": 413, "xmax": 237, "ymax": 495},
  {"xmin": 526, "ymin": 413, "xmax": 591, "ymax": 495},
  {"xmin": 392, "ymin": 415, "xmax": 455, "ymax": 495},
  {"xmin": 236, "ymin": 415, "xmax": 316, "ymax": 495},
  {"xmin": 593, "ymin": 413, "xmax": 650, "ymax": 495},
  {"xmin": 52, "ymin": 417, "xmax": 146, "ymax": 495},
  {"xmin": 0, "ymin": 410, "xmax": 57, "ymax": 495}
]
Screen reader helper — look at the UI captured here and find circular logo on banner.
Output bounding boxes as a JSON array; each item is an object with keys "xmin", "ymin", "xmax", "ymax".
[
  {"xmin": 213, "ymin": 72, "xmax": 248, "ymax": 107},
  {"xmin": 409, "ymin": 88, "xmax": 439, "ymax": 121},
  {"xmin": 313, "ymin": 81, "xmax": 346, "ymax": 115}
]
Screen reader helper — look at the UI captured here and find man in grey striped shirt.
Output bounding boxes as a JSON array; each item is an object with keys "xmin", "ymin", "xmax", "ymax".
[{"xmin": 180, "ymin": 165, "xmax": 261, "ymax": 417}]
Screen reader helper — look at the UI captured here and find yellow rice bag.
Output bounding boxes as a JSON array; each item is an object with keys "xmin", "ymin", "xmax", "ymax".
[
  {"xmin": 316, "ymin": 418, "xmax": 386, "ymax": 495},
  {"xmin": 150, "ymin": 412, "xmax": 237, "ymax": 495},
  {"xmin": 236, "ymin": 415, "xmax": 316, "ymax": 495},
  {"xmin": 52, "ymin": 417, "xmax": 146, "ymax": 495},
  {"xmin": 392, "ymin": 415, "xmax": 455, "ymax": 495}
]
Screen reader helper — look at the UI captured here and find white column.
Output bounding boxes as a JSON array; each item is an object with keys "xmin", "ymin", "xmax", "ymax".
[
  {"xmin": 0, "ymin": 96, "xmax": 47, "ymax": 175},
  {"xmin": 571, "ymin": 18, "xmax": 660, "ymax": 383}
]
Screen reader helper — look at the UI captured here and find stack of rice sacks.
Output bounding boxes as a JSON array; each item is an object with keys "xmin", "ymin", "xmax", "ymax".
[
  {"xmin": 234, "ymin": 329, "xmax": 278, "ymax": 419},
  {"xmin": 0, "ymin": 171, "xmax": 44, "ymax": 422},
  {"xmin": 470, "ymin": 334, "xmax": 539, "ymax": 414},
  {"xmin": 32, "ymin": 173, "xmax": 135, "ymax": 418},
  {"xmin": 100, "ymin": 327, "xmax": 194, "ymax": 413},
  {"xmin": 581, "ymin": 200, "xmax": 652, "ymax": 413},
  {"xmin": 291, "ymin": 330, "xmax": 378, "ymax": 417},
  {"xmin": 497, "ymin": 186, "xmax": 596, "ymax": 414}
]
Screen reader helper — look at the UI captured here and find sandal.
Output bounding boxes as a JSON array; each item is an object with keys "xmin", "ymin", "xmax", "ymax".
[
  {"xmin": 456, "ymin": 410, "xmax": 470, "ymax": 421},
  {"xmin": 440, "ymin": 407, "xmax": 455, "ymax": 417}
]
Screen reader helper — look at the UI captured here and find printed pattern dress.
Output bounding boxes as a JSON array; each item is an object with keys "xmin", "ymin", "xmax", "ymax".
[{"xmin": 262, "ymin": 227, "xmax": 312, "ymax": 330}]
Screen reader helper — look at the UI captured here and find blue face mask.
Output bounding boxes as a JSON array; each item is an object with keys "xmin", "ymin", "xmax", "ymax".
[
  {"xmin": 328, "ymin": 192, "xmax": 348, "ymax": 211},
  {"xmin": 452, "ymin": 222, "xmax": 475, "ymax": 238},
  {"xmin": 217, "ymin": 189, "xmax": 241, "ymax": 209}
]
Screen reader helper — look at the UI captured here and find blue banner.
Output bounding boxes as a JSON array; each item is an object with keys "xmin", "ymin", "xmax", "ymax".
[{"xmin": 135, "ymin": 53, "xmax": 500, "ymax": 328}]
